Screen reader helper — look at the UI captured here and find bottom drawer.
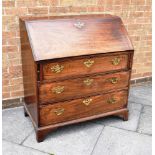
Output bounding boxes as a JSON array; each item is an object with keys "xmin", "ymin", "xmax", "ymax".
[{"xmin": 40, "ymin": 90, "xmax": 128, "ymax": 126}]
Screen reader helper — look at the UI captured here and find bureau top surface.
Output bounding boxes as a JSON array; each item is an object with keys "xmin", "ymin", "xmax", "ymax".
[{"xmin": 24, "ymin": 14, "xmax": 134, "ymax": 61}]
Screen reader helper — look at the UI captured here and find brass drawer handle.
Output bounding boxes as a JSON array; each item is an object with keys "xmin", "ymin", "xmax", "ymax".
[
  {"xmin": 54, "ymin": 108, "xmax": 64, "ymax": 116},
  {"xmin": 83, "ymin": 78, "xmax": 94, "ymax": 86},
  {"xmin": 107, "ymin": 97, "xmax": 116, "ymax": 104},
  {"xmin": 51, "ymin": 64, "xmax": 64, "ymax": 73},
  {"xmin": 109, "ymin": 77, "xmax": 118, "ymax": 84},
  {"xmin": 82, "ymin": 98, "xmax": 92, "ymax": 106},
  {"xmin": 74, "ymin": 21, "xmax": 85, "ymax": 29},
  {"xmin": 84, "ymin": 59, "xmax": 94, "ymax": 68},
  {"xmin": 52, "ymin": 86, "xmax": 64, "ymax": 94},
  {"xmin": 112, "ymin": 58, "xmax": 121, "ymax": 65}
]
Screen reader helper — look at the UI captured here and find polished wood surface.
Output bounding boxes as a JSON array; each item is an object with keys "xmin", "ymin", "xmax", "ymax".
[
  {"xmin": 42, "ymin": 53, "xmax": 129, "ymax": 81},
  {"xmin": 39, "ymin": 71, "xmax": 130, "ymax": 104},
  {"xmin": 40, "ymin": 90, "xmax": 128, "ymax": 126},
  {"xmin": 19, "ymin": 19, "xmax": 39, "ymax": 126},
  {"xmin": 20, "ymin": 14, "xmax": 134, "ymax": 142},
  {"xmin": 25, "ymin": 15, "xmax": 133, "ymax": 61}
]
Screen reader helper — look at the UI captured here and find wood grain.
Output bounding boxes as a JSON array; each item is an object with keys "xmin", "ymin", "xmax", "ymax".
[
  {"xmin": 25, "ymin": 15, "xmax": 133, "ymax": 61},
  {"xmin": 19, "ymin": 19, "xmax": 39, "ymax": 126},
  {"xmin": 20, "ymin": 14, "xmax": 134, "ymax": 142},
  {"xmin": 40, "ymin": 90, "xmax": 128, "ymax": 126},
  {"xmin": 39, "ymin": 71, "xmax": 130, "ymax": 104},
  {"xmin": 42, "ymin": 53, "xmax": 129, "ymax": 81}
]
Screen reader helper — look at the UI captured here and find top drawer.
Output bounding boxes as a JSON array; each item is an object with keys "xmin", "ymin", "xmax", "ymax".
[{"xmin": 41, "ymin": 53, "xmax": 129, "ymax": 81}]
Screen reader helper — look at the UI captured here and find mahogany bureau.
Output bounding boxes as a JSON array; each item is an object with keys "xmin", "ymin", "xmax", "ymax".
[{"xmin": 19, "ymin": 14, "xmax": 134, "ymax": 142}]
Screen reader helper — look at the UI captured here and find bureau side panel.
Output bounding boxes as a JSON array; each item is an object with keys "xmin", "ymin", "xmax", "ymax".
[
  {"xmin": 127, "ymin": 50, "xmax": 134, "ymax": 104},
  {"xmin": 19, "ymin": 19, "xmax": 39, "ymax": 127}
]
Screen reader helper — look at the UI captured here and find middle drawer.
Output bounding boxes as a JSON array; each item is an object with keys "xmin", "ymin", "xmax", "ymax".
[{"xmin": 39, "ymin": 71, "xmax": 130, "ymax": 104}]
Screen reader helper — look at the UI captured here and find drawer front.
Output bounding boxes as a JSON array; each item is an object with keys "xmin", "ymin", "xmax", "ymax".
[
  {"xmin": 40, "ymin": 90, "xmax": 128, "ymax": 126},
  {"xmin": 39, "ymin": 71, "xmax": 130, "ymax": 104},
  {"xmin": 42, "ymin": 53, "xmax": 129, "ymax": 81}
]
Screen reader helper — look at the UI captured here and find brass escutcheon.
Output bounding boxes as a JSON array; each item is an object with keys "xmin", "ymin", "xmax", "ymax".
[
  {"xmin": 83, "ymin": 78, "xmax": 94, "ymax": 86},
  {"xmin": 74, "ymin": 21, "xmax": 85, "ymax": 29},
  {"xmin": 52, "ymin": 86, "xmax": 64, "ymax": 94},
  {"xmin": 82, "ymin": 98, "xmax": 92, "ymax": 106},
  {"xmin": 112, "ymin": 57, "xmax": 121, "ymax": 65},
  {"xmin": 51, "ymin": 64, "xmax": 64, "ymax": 73},
  {"xmin": 84, "ymin": 59, "xmax": 94, "ymax": 68},
  {"xmin": 54, "ymin": 108, "xmax": 64, "ymax": 116},
  {"xmin": 109, "ymin": 77, "xmax": 118, "ymax": 84},
  {"xmin": 107, "ymin": 97, "xmax": 116, "ymax": 104}
]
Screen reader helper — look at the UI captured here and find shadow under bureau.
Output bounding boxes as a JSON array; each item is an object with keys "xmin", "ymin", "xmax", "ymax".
[{"xmin": 19, "ymin": 14, "xmax": 134, "ymax": 142}]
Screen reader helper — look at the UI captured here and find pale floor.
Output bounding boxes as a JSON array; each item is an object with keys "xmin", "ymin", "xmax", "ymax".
[{"xmin": 2, "ymin": 83, "xmax": 152, "ymax": 155}]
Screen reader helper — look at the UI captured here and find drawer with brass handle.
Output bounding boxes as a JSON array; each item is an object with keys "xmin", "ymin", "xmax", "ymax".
[
  {"xmin": 83, "ymin": 78, "xmax": 94, "ymax": 86},
  {"xmin": 39, "ymin": 71, "xmax": 130, "ymax": 104},
  {"xmin": 112, "ymin": 57, "xmax": 121, "ymax": 66},
  {"xmin": 54, "ymin": 108, "xmax": 65, "ymax": 116},
  {"xmin": 51, "ymin": 64, "xmax": 64, "ymax": 73},
  {"xmin": 83, "ymin": 59, "xmax": 94, "ymax": 68},
  {"xmin": 108, "ymin": 77, "xmax": 119, "ymax": 84},
  {"xmin": 52, "ymin": 86, "xmax": 65, "ymax": 94},
  {"xmin": 42, "ymin": 53, "xmax": 129, "ymax": 81},
  {"xmin": 107, "ymin": 97, "xmax": 116, "ymax": 104},
  {"xmin": 39, "ymin": 90, "xmax": 128, "ymax": 126},
  {"xmin": 82, "ymin": 98, "xmax": 93, "ymax": 106}
]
